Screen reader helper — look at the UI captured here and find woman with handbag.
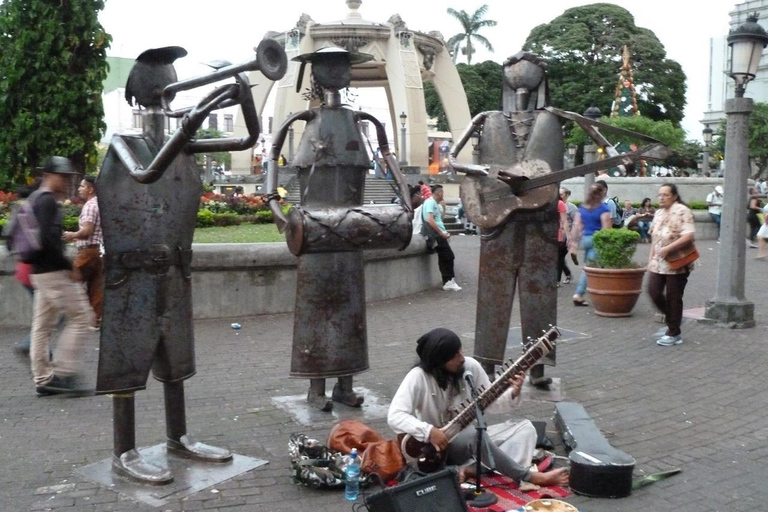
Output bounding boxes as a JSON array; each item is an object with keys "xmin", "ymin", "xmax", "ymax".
[{"xmin": 647, "ymin": 183, "xmax": 696, "ymax": 347}]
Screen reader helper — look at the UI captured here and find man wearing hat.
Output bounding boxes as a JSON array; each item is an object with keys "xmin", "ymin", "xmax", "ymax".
[
  {"xmin": 28, "ymin": 156, "xmax": 93, "ymax": 396},
  {"xmin": 706, "ymin": 185, "xmax": 724, "ymax": 238},
  {"xmin": 388, "ymin": 328, "xmax": 568, "ymax": 487}
]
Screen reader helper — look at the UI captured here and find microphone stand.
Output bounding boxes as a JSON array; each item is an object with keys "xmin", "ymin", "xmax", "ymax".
[{"xmin": 463, "ymin": 373, "xmax": 497, "ymax": 508}]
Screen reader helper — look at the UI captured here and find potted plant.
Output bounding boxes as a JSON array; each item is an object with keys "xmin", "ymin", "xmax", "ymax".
[{"xmin": 583, "ymin": 228, "xmax": 646, "ymax": 317}]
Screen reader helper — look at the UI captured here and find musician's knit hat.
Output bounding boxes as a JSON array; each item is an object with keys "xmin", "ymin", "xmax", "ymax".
[{"xmin": 416, "ymin": 328, "xmax": 462, "ymax": 370}]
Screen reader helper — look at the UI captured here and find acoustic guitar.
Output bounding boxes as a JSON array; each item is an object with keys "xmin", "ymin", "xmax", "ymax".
[
  {"xmin": 398, "ymin": 327, "xmax": 560, "ymax": 473},
  {"xmin": 460, "ymin": 142, "xmax": 670, "ymax": 229}
]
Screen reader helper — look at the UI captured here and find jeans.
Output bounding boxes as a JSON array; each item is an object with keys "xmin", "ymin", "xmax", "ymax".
[
  {"xmin": 435, "ymin": 237, "xmax": 455, "ymax": 284},
  {"xmin": 637, "ymin": 220, "xmax": 651, "ymax": 241},
  {"xmin": 646, "ymin": 271, "xmax": 689, "ymax": 337},
  {"xmin": 575, "ymin": 235, "xmax": 596, "ymax": 296},
  {"xmin": 557, "ymin": 240, "xmax": 571, "ymax": 281}
]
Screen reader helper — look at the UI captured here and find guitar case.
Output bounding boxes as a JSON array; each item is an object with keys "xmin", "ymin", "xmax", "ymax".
[{"xmin": 554, "ymin": 402, "xmax": 635, "ymax": 498}]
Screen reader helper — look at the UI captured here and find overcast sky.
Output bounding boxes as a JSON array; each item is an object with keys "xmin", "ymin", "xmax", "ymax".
[{"xmin": 100, "ymin": 0, "xmax": 737, "ymax": 140}]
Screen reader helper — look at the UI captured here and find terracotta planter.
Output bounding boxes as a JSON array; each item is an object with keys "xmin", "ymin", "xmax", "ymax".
[{"xmin": 583, "ymin": 266, "xmax": 647, "ymax": 317}]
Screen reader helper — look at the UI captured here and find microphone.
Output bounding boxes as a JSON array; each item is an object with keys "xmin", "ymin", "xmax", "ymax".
[{"xmin": 463, "ymin": 370, "xmax": 476, "ymax": 391}]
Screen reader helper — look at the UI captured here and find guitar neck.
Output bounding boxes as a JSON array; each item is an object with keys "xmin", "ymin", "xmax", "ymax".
[{"xmin": 442, "ymin": 328, "xmax": 558, "ymax": 440}]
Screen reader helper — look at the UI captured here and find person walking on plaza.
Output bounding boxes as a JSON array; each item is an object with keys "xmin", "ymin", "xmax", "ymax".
[
  {"xmin": 706, "ymin": 185, "xmax": 723, "ymax": 238},
  {"xmin": 747, "ymin": 187, "xmax": 762, "ymax": 248},
  {"xmin": 556, "ymin": 198, "xmax": 572, "ymax": 285},
  {"xmin": 636, "ymin": 197, "xmax": 655, "ymax": 243},
  {"xmin": 755, "ymin": 203, "xmax": 768, "ymax": 259},
  {"xmin": 570, "ymin": 184, "xmax": 612, "ymax": 306},
  {"xmin": 28, "ymin": 157, "xmax": 93, "ymax": 395},
  {"xmin": 63, "ymin": 176, "xmax": 103, "ymax": 329},
  {"xmin": 423, "ymin": 184, "xmax": 460, "ymax": 291},
  {"xmin": 647, "ymin": 183, "xmax": 695, "ymax": 347}
]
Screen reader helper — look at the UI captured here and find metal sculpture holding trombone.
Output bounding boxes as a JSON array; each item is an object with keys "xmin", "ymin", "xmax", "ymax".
[
  {"xmin": 266, "ymin": 48, "xmax": 413, "ymax": 411},
  {"xmin": 450, "ymin": 51, "xmax": 668, "ymax": 387},
  {"xmin": 96, "ymin": 41, "xmax": 287, "ymax": 484}
]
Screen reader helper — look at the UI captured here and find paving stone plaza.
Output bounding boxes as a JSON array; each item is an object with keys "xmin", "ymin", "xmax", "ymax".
[{"xmin": 1, "ymin": 237, "xmax": 766, "ymax": 512}]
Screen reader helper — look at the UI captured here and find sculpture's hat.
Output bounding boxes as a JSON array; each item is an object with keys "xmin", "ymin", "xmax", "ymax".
[{"xmin": 293, "ymin": 47, "xmax": 374, "ymax": 92}]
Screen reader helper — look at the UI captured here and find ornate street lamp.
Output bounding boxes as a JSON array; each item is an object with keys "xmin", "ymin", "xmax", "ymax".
[
  {"xmin": 703, "ymin": 13, "xmax": 768, "ymax": 328},
  {"xmin": 287, "ymin": 112, "xmax": 295, "ymax": 162},
  {"xmin": 701, "ymin": 126, "xmax": 713, "ymax": 175},
  {"xmin": 399, "ymin": 112, "xmax": 408, "ymax": 166},
  {"xmin": 727, "ymin": 14, "xmax": 768, "ymax": 97},
  {"xmin": 582, "ymin": 106, "xmax": 602, "ymax": 195},
  {"xmin": 470, "ymin": 130, "xmax": 481, "ymax": 165}
]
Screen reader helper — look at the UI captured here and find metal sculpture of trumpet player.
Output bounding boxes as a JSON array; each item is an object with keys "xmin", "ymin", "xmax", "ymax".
[
  {"xmin": 266, "ymin": 47, "xmax": 413, "ymax": 411},
  {"xmin": 96, "ymin": 41, "xmax": 287, "ymax": 484},
  {"xmin": 450, "ymin": 51, "xmax": 669, "ymax": 386}
]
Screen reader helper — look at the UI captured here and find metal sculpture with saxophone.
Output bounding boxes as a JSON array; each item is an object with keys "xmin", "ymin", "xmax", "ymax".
[
  {"xmin": 266, "ymin": 47, "xmax": 413, "ymax": 411},
  {"xmin": 96, "ymin": 41, "xmax": 287, "ymax": 484},
  {"xmin": 450, "ymin": 51, "xmax": 669, "ymax": 386}
]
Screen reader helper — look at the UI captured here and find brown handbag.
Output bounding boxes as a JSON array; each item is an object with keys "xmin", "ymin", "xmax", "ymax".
[
  {"xmin": 327, "ymin": 420, "xmax": 404, "ymax": 481},
  {"xmin": 665, "ymin": 242, "xmax": 699, "ymax": 270}
]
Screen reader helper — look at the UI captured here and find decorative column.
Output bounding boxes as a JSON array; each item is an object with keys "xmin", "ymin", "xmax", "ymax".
[
  {"xmin": 703, "ymin": 97, "xmax": 755, "ymax": 327},
  {"xmin": 702, "ymin": 13, "xmax": 767, "ymax": 328}
]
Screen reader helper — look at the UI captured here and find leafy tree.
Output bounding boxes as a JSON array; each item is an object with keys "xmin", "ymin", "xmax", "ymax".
[
  {"xmin": 424, "ymin": 61, "xmax": 502, "ymax": 131},
  {"xmin": 568, "ymin": 115, "xmax": 685, "ymax": 149},
  {"xmin": 568, "ymin": 115, "xmax": 687, "ymax": 175},
  {"xmin": 712, "ymin": 102, "xmax": 768, "ymax": 179},
  {"xmin": 0, "ymin": 0, "xmax": 111, "ymax": 189},
  {"xmin": 523, "ymin": 3, "xmax": 686, "ymax": 126},
  {"xmin": 195, "ymin": 128, "xmax": 232, "ymax": 169},
  {"xmin": 446, "ymin": 5, "xmax": 497, "ymax": 65}
]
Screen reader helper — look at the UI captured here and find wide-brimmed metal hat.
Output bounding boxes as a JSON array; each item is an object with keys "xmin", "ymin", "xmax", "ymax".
[
  {"xmin": 292, "ymin": 47, "xmax": 374, "ymax": 92},
  {"xmin": 42, "ymin": 156, "xmax": 78, "ymax": 175}
]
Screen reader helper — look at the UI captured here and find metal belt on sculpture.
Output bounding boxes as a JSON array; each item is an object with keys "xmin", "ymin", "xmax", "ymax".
[
  {"xmin": 96, "ymin": 41, "xmax": 287, "ymax": 484},
  {"xmin": 450, "ymin": 52, "xmax": 670, "ymax": 386},
  {"xmin": 266, "ymin": 47, "xmax": 413, "ymax": 411}
]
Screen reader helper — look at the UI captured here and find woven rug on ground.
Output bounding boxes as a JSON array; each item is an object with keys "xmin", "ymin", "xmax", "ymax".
[{"xmin": 467, "ymin": 474, "xmax": 570, "ymax": 512}]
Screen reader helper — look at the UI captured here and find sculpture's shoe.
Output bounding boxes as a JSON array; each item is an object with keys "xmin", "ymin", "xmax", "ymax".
[
  {"xmin": 332, "ymin": 383, "xmax": 364, "ymax": 407},
  {"xmin": 112, "ymin": 449, "xmax": 173, "ymax": 485},
  {"xmin": 528, "ymin": 365, "xmax": 553, "ymax": 389},
  {"xmin": 167, "ymin": 435, "xmax": 233, "ymax": 462},
  {"xmin": 307, "ymin": 389, "xmax": 334, "ymax": 412}
]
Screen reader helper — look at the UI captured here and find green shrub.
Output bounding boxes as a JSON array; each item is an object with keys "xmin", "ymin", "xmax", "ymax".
[
  {"xmin": 197, "ymin": 209, "xmax": 215, "ymax": 228},
  {"xmin": 591, "ymin": 228, "xmax": 641, "ymax": 268},
  {"xmin": 63, "ymin": 216, "xmax": 79, "ymax": 231},
  {"xmin": 251, "ymin": 210, "xmax": 274, "ymax": 224},
  {"xmin": 687, "ymin": 201, "xmax": 707, "ymax": 211},
  {"xmin": 212, "ymin": 212, "xmax": 240, "ymax": 227}
]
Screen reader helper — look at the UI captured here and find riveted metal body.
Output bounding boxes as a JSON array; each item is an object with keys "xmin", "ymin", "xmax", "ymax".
[
  {"xmin": 459, "ymin": 53, "xmax": 561, "ymax": 372},
  {"xmin": 96, "ymin": 131, "xmax": 201, "ymax": 393},
  {"xmin": 287, "ymin": 106, "xmax": 411, "ymax": 378},
  {"xmin": 267, "ymin": 51, "xmax": 412, "ymax": 381}
]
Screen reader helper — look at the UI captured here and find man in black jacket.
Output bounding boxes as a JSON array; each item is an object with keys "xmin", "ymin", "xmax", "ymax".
[{"xmin": 29, "ymin": 157, "xmax": 93, "ymax": 396}]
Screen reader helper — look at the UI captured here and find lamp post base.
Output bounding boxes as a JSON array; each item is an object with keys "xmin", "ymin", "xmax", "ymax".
[{"xmin": 700, "ymin": 299, "xmax": 755, "ymax": 329}]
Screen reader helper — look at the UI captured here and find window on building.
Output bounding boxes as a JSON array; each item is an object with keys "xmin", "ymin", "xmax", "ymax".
[
  {"xmin": 209, "ymin": 113, "xmax": 218, "ymax": 131},
  {"xmin": 224, "ymin": 114, "xmax": 234, "ymax": 132},
  {"xmin": 132, "ymin": 109, "xmax": 142, "ymax": 130}
]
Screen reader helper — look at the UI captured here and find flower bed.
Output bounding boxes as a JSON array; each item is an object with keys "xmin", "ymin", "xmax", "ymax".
[{"xmin": 0, "ymin": 190, "xmax": 286, "ymax": 234}]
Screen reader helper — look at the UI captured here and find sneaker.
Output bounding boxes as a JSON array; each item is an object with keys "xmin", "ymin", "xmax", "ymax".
[
  {"xmin": 562, "ymin": 276, "xmax": 571, "ymax": 284},
  {"xmin": 36, "ymin": 375, "xmax": 93, "ymax": 397},
  {"xmin": 443, "ymin": 279, "xmax": 462, "ymax": 291},
  {"xmin": 656, "ymin": 335, "xmax": 682, "ymax": 346}
]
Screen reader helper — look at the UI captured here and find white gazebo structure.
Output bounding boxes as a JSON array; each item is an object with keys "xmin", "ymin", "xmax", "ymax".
[{"xmin": 232, "ymin": 0, "xmax": 472, "ymax": 172}]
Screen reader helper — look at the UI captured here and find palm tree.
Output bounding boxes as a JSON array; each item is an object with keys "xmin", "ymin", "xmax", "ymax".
[{"xmin": 446, "ymin": 5, "xmax": 497, "ymax": 65}]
